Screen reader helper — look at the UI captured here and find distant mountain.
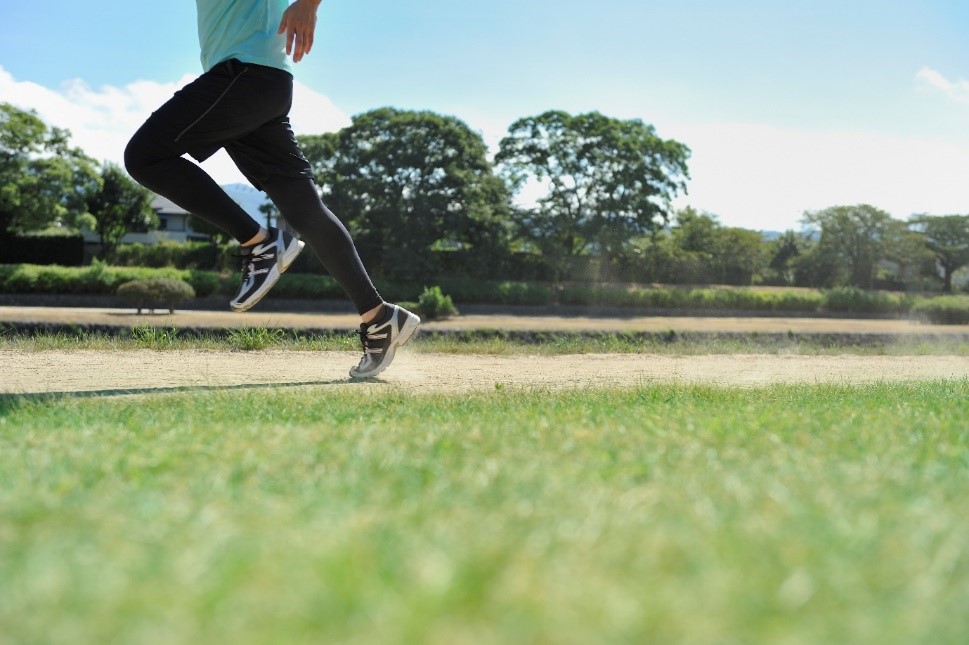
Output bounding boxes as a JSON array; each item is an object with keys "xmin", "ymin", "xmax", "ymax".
[{"xmin": 221, "ymin": 183, "xmax": 273, "ymax": 223}]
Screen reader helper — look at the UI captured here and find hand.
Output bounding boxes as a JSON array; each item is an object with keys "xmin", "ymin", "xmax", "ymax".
[{"xmin": 278, "ymin": 0, "xmax": 322, "ymax": 63}]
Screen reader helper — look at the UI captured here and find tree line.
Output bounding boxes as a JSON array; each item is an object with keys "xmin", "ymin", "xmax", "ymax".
[
  {"xmin": 0, "ymin": 103, "xmax": 156, "ymax": 261},
  {"xmin": 3, "ymin": 102, "xmax": 968, "ymax": 292}
]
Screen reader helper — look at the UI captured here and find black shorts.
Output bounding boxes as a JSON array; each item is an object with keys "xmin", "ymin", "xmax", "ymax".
[{"xmin": 135, "ymin": 58, "xmax": 313, "ymax": 190}]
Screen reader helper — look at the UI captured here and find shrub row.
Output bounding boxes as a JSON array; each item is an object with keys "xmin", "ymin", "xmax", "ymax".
[
  {"xmin": 557, "ymin": 284, "xmax": 825, "ymax": 312},
  {"xmin": 2, "ymin": 263, "xmax": 964, "ymax": 319},
  {"xmin": 0, "ymin": 261, "xmax": 227, "ymax": 297},
  {"xmin": 432, "ymin": 280, "xmax": 914, "ymax": 314},
  {"xmin": 911, "ymin": 296, "xmax": 969, "ymax": 325},
  {"xmin": 113, "ymin": 241, "xmax": 228, "ymax": 271}
]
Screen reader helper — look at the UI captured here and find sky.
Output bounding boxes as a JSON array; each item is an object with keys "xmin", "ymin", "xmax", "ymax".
[{"xmin": 2, "ymin": 0, "xmax": 969, "ymax": 232}]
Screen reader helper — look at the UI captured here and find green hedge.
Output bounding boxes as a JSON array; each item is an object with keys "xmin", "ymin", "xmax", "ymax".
[
  {"xmin": 820, "ymin": 286, "xmax": 914, "ymax": 315},
  {"xmin": 0, "ymin": 262, "xmax": 227, "ymax": 298},
  {"xmin": 555, "ymin": 285, "xmax": 825, "ymax": 312},
  {"xmin": 0, "ymin": 263, "xmax": 375, "ymax": 302},
  {"xmin": 271, "ymin": 273, "xmax": 348, "ymax": 300},
  {"xmin": 911, "ymin": 296, "xmax": 969, "ymax": 325},
  {"xmin": 1, "ymin": 263, "xmax": 953, "ymax": 316},
  {"xmin": 113, "ymin": 241, "xmax": 227, "ymax": 271},
  {"xmin": 435, "ymin": 277, "xmax": 554, "ymax": 305}
]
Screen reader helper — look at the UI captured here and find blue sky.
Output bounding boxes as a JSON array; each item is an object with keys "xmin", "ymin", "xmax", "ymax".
[{"xmin": 2, "ymin": 0, "xmax": 969, "ymax": 231}]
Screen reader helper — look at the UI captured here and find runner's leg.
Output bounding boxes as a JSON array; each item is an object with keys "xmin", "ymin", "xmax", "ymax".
[
  {"xmin": 220, "ymin": 70, "xmax": 385, "ymax": 316},
  {"xmin": 260, "ymin": 174, "xmax": 383, "ymax": 315},
  {"xmin": 123, "ymin": 60, "xmax": 285, "ymax": 243}
]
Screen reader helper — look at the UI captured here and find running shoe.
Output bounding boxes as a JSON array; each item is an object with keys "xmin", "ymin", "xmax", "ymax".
[
  {"xmin": 230, "ymin": 227, "xmax": 305, "ymax": 312},
  {"xmin": 349, "ymin": 303, "xmax": 420, "ymax": 379}
]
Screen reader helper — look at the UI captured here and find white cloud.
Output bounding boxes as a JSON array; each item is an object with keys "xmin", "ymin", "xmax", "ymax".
[
  {"xmin": 7, "ymin": 64, "xmax": 965, "ymax": 233},
  {"xmin": 915, "ymin": 67, "xmax": 969, "ymax": 105},
  {"xmin": 0, "ymin": 65, "xmax": 350, "ymax": 185},
  {"xmin": 288, "ymin": 83, "xmax": 352, "ymax": 138},
  {"xmin": 498, "ymin": 115, "xmax": 969, "ymax": 232},
  {"xmin": 666, "ymin": 121, "xmax": 969, "ymax": 231}
]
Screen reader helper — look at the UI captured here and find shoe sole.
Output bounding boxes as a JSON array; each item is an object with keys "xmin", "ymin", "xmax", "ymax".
[
  {"xmin": 280, "ymin": 238, "xmax": 305, "ymax": 272},
  {"xmin": 230, "ymin": 238, "xmax": 305, "ymax": 313},
  {"xmin": 349, "ymin": 312, "xmax": 420, "ymax": 379}
]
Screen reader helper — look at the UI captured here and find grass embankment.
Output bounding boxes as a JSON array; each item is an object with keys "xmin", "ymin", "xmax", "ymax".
[{"xmin": 2, "ymin": 383, "xmax": 968, "ymax": 644}]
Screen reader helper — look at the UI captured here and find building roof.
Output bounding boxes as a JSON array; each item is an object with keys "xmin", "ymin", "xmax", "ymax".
[{"xmin": 151, "ymin": 194, "xmax": 189, "ymax": 216}]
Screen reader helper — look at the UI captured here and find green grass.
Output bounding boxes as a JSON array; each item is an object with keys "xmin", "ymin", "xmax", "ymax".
[
  {"xmin": 2, "ymin": 383, "xmax": 968, "ymax": 644},
  {"xmin": 3, "ymin": 329, "xmax": 969, "ymax": 356}
]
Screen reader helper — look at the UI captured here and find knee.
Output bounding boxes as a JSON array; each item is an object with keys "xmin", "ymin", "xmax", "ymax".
[
  {"xmin": 123, "ymin": 133, "xmax": 149, "ymax": 183},
  {"xmin": 124, "ymin": 127, "xmax": 170, "ymax": 186}
]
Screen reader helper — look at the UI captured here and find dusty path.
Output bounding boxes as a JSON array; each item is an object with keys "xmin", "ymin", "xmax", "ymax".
[
  {"xmin": 2, "ymin": 305, "xmax": 969, "ymax": 336},
  {"xmin": 4, "ymin": 350, "xmax": 967, "ymax": 397},
  {"xmin": 3, "ymin": 306, "xmax": 967, "ymax": 397}
]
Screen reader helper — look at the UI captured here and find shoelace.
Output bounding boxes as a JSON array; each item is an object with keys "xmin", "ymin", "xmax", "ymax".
[
  {"xmin": 356, "ymin": 327, "xmax": 387, "ymax": 355},
  {"xmin": 233, "ymin": 247, "xmax": 274, "ymax": 280}
]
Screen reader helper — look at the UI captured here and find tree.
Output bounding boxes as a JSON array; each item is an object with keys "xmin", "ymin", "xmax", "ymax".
[
  {"xmin": 669, "ymin": 207, "xmax": 718, "ymax": 283},
  {"xmin": 672, "ymin": 207, "xmax": 719, "ymax": 255},
  {"xmin": 496, "ymin": 110, "xmax": 690, "ymax": 281},
  {"xmin": 801, "ymin": 204, "xmax": 897, "ymax": 289},
  {"xmin": 668, "ymin": 208, "xmax": 769, "ymax": 285},
  {"xmin": 910, "ymin": 214, "xmax": 969, "ymax": 293},
  {"xmin": 187, "ymin": 214, "xmax": 231, "ymax": 245},
  {"xmin": 258, "ymin": 200, "xmax": 279, "ymax": 229},
  {"xmin": 299, "ymin": 108, "xmax": 513, "ymax": 281},
  {"xmin": 1, "ymin": 102, "xmax": 101, "ymax": 235},
  {"xmin": 767, "ymin": 230, "xmax": 805, "ymax": 286},
  {"xmin": 881, "ymin": 220, "xmax": 936, "ymax": 290},
  {"xmin": 86, "ymin": 163, "xmax": 157, "ymax": 261},
  {"xmin": 717, "ymin": 227, "xmax": 769, "ymax": 285}
]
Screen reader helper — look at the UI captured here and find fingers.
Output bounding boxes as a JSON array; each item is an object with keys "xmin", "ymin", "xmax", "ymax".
[
  {"xmin": 277, "ymin": 5, "xmax": 318, "ymax": 63},
  {"xmin": 280, "ymin": 23, "xmax": 309, "ymax": 62},
  {"xmin": 293, "ymin": 30, "xmax": 313, "ymax": 63},
  {"xmin": 302, "ymin": 31, "xmax": 315, "ymax": 58},
  {"xmin": 278, "ymin": 17, "xmax": 294, "ymax": 55}
]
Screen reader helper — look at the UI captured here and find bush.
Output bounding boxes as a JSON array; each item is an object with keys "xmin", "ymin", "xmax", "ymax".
[
  {"xmin": 821, "ymin": 287, "xmax": 912, "ymax": 314},
  {"xmin": 430, "ymin": 277, "xmax": 553, "ymax": 306},
  {"xmin": 0, "ymin": 263, "xmax": 224, "ymax": 297},
  {"xmin": 770, "ymin": 290, "xmax": 826, "ymax": 312},
  {"xmin": 113, "ymin": 241, "xmax": 224, "ymax": 270},
  {"xmin": 270, "ymin": 273, "xmax": 347, "ymax": 299},
  {"xmin": 555, "ymin": 285, "xmax": 825, "ymax": 313},
  {"xmin": 911, "ymin": 296, "xmax": 969, "ymax": 325},
  {"xmin": 116, "ymin": 279, "xmax": 196, "ymax": 314},
  {"xmin": 416, "ymin": 285, "xmax": 459, "ymax": 320},
  {"xmin": 490, "ymin": 281, "xmax": 549, "ymax": 305},
  {"xmin": 185, "ymin": 269, "xmax": 224, "ymax": 297},
  {"xmin": 2, "ymin": 262, "xmax": 947, "ymax": 320}
]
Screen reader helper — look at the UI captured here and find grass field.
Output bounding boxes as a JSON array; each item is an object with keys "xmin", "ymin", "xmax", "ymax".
[
  {"xmin": 3, "ymin": 327, "xmax": 969, "ymax": 356},
  {"xmin": 2, "ymin": 381, "xmax": 968, "ymax": 644}
]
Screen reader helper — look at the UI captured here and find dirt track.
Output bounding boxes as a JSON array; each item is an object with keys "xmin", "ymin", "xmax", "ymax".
[
  {"xmin": 3, "ymin": 306, "xmax": 969, "ymax": 336},
  {"xmin": 5, "ymin": 349, "xmax": 968, "ymax": 397},
  {"xmin": 3, "ymin": 306, "xmax": 968, "ymax": 396}
]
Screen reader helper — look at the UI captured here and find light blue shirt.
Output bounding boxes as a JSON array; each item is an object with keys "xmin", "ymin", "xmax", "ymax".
[{"xmin": 196, "ymin": 0, "xmax": 292, "ymax": 73}]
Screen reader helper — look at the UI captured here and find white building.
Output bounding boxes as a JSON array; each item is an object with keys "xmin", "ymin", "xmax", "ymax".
[
  {"xmin": 82, "ymin": 185, "xmax": 274, "ymax": 252},
  {"xmin": 81, "ymin": 195, "xmax": 212, "ymax": 247},
  {"xmin": 142, "ymin": 195, "xmax": 212, "ymax": 243}
]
